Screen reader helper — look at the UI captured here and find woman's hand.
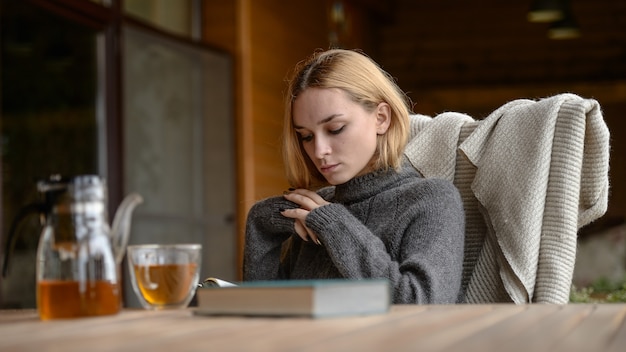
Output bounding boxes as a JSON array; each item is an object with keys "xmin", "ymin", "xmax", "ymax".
[{"xmin": 281, "ymin": 189, "xmax": 330, "ymax": 245}]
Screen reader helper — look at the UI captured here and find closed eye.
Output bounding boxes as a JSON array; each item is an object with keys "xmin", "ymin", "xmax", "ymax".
[
  {"xmin": 330, "ymin": 126, "xmax": 345, "ymax": 135},
  {"xmin": 299, "ymin": 133, "xmax": 313, "ymax": 142}
]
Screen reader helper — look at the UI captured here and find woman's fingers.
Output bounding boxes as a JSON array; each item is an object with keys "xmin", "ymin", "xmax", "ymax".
[
  {"xmin": 283, "ymin": 189, "xmax": 329, "ymax": 210},
  {"xmin": 293, "ymin": 219, "xmax": 321, "ymax": 245},
  {"xmin": 293, "ymin": 219, "xmax": 309, "ymax": 242},
  {"xmin": 300, "ymin": 190, "xmax": 329, "ymax": 205},
  {"xmin": 281, "ymin": 207, "xmax": 309, "ymax": 221},
  {"xmin": 305, "ymin": 224, "xmax": 321, "ymax": 245},
  {"xmin": 281, "ymin": 188, "xmax": 325, "ymax": 246},
  {"xmin": 283, "ymin": 192, "xmax": 317, "ymax": 210}
]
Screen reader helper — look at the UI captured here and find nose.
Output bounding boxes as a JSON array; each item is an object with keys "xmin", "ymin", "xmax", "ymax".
[{"xmin": 314, "ymin": 136, "xmax": 331, "ymax": 159}]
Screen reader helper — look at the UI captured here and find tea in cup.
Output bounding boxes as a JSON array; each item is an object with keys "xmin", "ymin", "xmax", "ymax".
[{"xmin": 127, "ymin": 244, "xmax": 201, "ymax": 310}]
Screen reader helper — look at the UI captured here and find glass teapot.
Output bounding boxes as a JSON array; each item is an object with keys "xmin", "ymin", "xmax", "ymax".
[{"xmin": 2, "ymin": 175, "xmax": 143, "ymax": 320}]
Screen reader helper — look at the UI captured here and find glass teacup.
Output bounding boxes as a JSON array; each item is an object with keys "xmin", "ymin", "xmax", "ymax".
[{"xmin": 127, "ymin": 244, "xmax": 201, "ymax": 310}]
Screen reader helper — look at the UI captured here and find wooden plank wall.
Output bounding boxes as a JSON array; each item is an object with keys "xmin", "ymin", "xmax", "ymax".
[{"xmin": 203, "ymin": 0, "xmax": 332, "ymax": 276}]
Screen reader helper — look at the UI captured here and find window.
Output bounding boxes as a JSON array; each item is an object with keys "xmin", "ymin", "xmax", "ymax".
[{"xmin": 0, "ymin": 0, "xmax": 235, "ymax": 309}]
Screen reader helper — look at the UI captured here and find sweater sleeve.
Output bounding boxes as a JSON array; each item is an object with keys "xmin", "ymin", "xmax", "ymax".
[
  {"xmin": 242, "ymin": 196, "xmax": 298, "ymax": 281},
  {"xmin": 305, "ymin": 179, "xmax": 465, "ymax": 304}
]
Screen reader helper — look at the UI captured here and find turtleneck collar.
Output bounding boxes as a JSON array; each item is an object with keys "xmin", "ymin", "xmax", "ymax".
[{"xmin": 332, "ymin": 163, "xmax": 420, "ymax": 204}]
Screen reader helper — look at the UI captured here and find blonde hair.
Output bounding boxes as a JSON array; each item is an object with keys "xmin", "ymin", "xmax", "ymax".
[{"xmin": 283, "ymin": 49, "xmax": 412, "ymax": 189}]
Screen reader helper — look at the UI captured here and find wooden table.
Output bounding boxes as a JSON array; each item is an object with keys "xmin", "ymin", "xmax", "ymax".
[{"xmin": 1, "ymin": 304, "xmax": 625, "ymax": 351}]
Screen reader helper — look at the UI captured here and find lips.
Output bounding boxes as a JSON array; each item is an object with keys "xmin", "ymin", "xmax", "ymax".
[{"xmin": 320, "ymin": 164, "xmax": 338, "ymax": 174}]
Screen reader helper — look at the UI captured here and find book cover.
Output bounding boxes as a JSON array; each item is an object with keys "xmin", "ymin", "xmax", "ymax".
[{"xmin": 194, "ymin": 278, "xmax": 391, "ymax": 318}]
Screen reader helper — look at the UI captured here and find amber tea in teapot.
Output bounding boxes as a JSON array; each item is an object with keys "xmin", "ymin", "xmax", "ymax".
[
  {"xmin": 2, "ymin": 175, "xmax": 142, "ymax": 320},
  {"xmin": 38, "ymin": 280, "xmax": 120, "ymax": 320}
]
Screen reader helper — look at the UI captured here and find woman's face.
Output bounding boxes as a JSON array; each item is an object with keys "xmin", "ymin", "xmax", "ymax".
[{"xmin": 292, "ymin": 88, "xmax": 391, "ymax": 185}]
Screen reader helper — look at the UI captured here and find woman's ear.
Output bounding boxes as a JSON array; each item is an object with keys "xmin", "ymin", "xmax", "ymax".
[{"xmin": 375, "ymin": 102, "xmax": 392, "ymax": 135}]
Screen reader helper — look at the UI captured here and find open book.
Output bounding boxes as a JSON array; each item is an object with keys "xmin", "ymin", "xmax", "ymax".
[
  {"xmin": 194, "ymin": 278, "xmax": 390, "ymax": 318},
  {"xmin": 198, "ymin": 277, "xmax": 238, "ymax": 288}
]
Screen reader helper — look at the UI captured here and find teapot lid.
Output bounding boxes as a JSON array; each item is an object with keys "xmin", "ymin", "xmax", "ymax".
[
  {"xmin": 36, "ymin": 174, "xmax": 106, "ymax": 204},
  {"xmin": 69, "ymin": 175, "xmax": 106, "ymax": 202}
]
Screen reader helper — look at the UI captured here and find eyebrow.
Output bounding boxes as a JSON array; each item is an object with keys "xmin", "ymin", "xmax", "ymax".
[{"xmin": 293, "ymin": 114, "xmax": 341, "ymax": 130}]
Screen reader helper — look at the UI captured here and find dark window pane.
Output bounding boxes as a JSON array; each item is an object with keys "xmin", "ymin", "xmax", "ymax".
[{"xmin": 1, "ymin": 0, "xmax": 100, "ymax": 308}]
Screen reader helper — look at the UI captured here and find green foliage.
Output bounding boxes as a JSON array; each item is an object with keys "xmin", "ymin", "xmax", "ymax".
[
  {"xmin": 570, "ymin": 285, "xmax": 596, "ymax": 303},
  {"xmin": 606, "ymin": 282, "xmax": 626, "ymax": 303},
  {"xmin": 570, "ymin": 276, "xmax": 626, "ymax": 303}
]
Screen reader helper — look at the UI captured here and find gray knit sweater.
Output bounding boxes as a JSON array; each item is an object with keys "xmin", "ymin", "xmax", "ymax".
[{"xmin": 243, "ymin": 163, "xmax": 465, "ymax": 304}]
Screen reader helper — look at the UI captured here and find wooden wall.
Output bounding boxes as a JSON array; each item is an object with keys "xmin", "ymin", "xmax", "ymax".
[
  {"xmin": 203, "ymin": 0, "xmax": 331, "ymax": 276},
  {"xmin": 203, "ymin": 0, "xmax": 626, "ymax": 277}
]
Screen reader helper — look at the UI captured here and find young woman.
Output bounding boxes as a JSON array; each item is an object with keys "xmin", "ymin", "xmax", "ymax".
[{"xmin": 243, "ymin": 49, "xmax": 465, "ymax": 304}]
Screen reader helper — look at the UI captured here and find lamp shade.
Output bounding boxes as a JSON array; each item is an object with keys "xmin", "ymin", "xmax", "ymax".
[
  {"xmin": 548, "ymin": 11, "xmax": 581, "ymax": 39},
  {"xmin": 528, "ymin": 0, "xmax": 565, "ymax": 22}
]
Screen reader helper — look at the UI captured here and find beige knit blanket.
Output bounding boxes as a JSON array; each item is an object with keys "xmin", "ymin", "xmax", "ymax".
[{"xmin": 405, "ymin": 93, "xmax": 610, "ymax": 303}]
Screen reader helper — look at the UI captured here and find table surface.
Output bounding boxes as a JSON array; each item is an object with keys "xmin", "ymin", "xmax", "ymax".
[{"xmin": 1, "ymin": 304, "xmax": 625, "ymax": 351}]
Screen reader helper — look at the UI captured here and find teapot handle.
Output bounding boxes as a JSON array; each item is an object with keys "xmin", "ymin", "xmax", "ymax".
[
  {"xmin": 111, "ymin": 193, "xmax": 143, "ymax": 265},
  {"xmin": 2, "ymin": 203, "xmax": 46, "ymax": 277}
]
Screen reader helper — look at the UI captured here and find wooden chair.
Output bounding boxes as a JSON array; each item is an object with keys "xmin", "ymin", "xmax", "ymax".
[{"xmin": 405, "ymin": 93, "xmax": 610, "ymax": 303}]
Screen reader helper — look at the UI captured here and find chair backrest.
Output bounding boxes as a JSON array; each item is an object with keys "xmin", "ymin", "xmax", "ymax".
[{"xmin": 405, "ymin": 94, "xmax": 610, "ymax": 304}]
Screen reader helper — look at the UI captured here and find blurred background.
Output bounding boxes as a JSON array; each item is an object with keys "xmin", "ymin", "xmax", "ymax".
[{"xmin": 1, "ymin": 0, "xmax": 624, "ymax": 308}]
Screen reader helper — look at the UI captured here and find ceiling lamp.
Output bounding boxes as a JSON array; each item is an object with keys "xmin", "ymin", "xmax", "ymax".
[
  {"xmin": 528, "ymin": 0, "xmax": 565, "ymax": 23},
  {"xmin": 548, "ymin": 10, "xmax": 581, "ymax": 39}
]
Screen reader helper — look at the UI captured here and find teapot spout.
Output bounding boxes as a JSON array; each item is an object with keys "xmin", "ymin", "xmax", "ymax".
[{"xmin": 111, "ymin": 193, "xmax": 143, "ymax": 264}]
